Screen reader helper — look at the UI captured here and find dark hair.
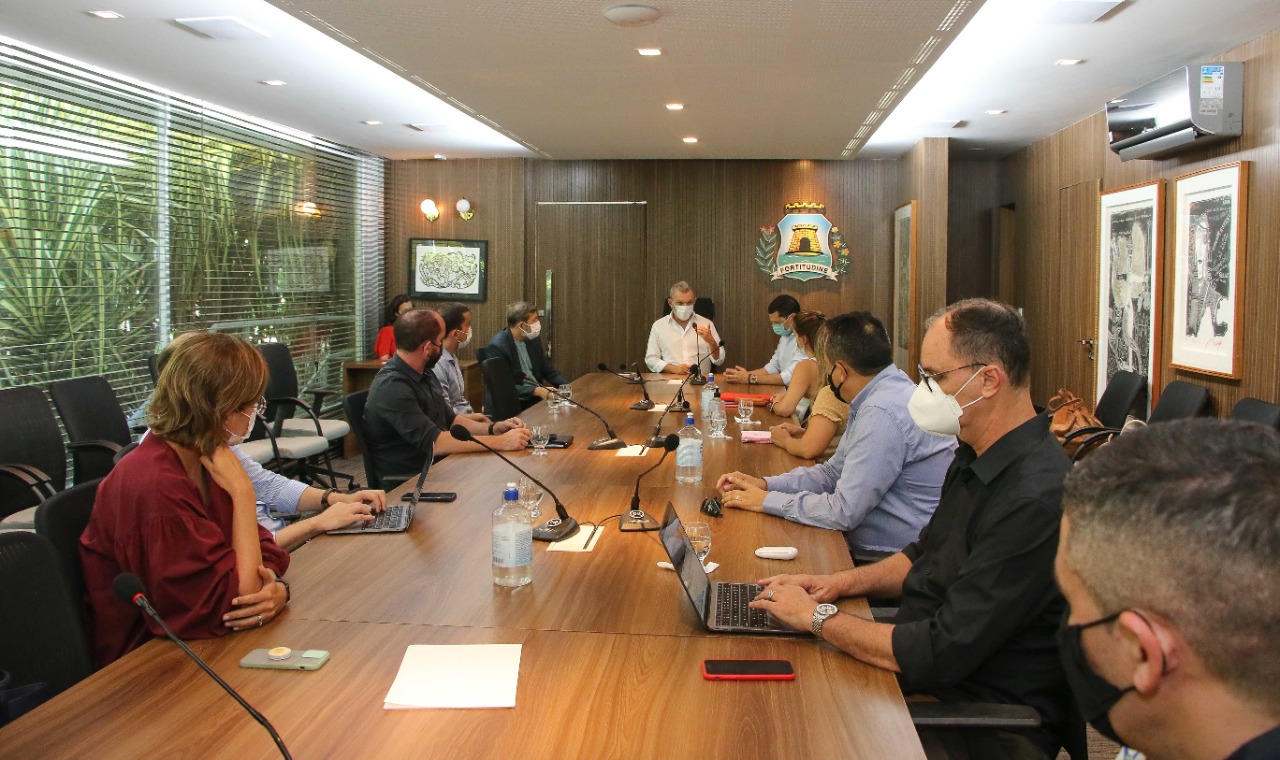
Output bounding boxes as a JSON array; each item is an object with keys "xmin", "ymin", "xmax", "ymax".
[
  {"xmin": 791, "ymin": 310, "xmax": 826, "ymax": 350},
  {"xmin": 1064, "ymin": 419, "xmax": 1280, "ymax": 711},
  {"xmin": 393, "ymin": 308, "xmax": 443, "ymax": 351},
  {"xmin": 767, "ymin": 294, "xmax": 801, "ymax": 317},
  {"xmin": 822, "ymin": 312, "xmax": 892, "ymax": 376},
  {"xmin": 927, "ymin": 299, "xmax": 1030, "ymax": 388},
  {"xmin": 438, "ymin": 302, "xmax": 471, "ymax": 334},
  {"xmin": 383, "ymin": 294, "xmax": 412, "ymax": 326},
  {"xmin": 505, "ymin": 301, "xmax": 536, "ymax": 327}
]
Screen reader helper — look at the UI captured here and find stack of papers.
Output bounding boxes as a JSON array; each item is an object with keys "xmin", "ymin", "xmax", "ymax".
[
  {"xmin": 740, "ymin": 430, "xmax": 772, "ymax": 443},
  {"xmin": 384, "ymin": 644, "xmax": 522, "ymax": 709}
]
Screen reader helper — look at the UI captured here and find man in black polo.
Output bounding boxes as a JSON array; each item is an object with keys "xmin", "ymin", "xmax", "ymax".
[
  {"xmin": 752, "ymin": 298, "xmax": 1071, "ymax": 759},
  {"xmin": 364, "ymin": 308, "xmax": 530, "ymax": 483}
]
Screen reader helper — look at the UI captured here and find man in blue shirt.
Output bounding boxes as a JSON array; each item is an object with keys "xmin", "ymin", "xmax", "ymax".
[
  {"xmin": 485, "ymin": 301, "xmax": 570, "ymax": 409},
  {"xmin": 717, "ymin": 311, "xmax": 954, "ymax": 553},
  {"xmin": 724, "ymin": 294, "xmax": 804, "ymax": 387},
  {"xmin": 433, "ymin": 301, "xmax": 481, "ymax": 417}
]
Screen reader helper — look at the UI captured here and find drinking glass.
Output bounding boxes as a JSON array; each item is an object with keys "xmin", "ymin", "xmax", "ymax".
[
  {"xmin": 686, "ymin": 521, "xmax": 712, "ymax": 566},
  {"xmin": 707, "ymin": 400, "xmax": 729, "ymax": 439},
  {"xmin": 737, "ymin": 398, "xmax": 754, "ymax": 426},
  {"xmin": 518, "ymin": 476, "xmax": 544, "ymax": 519},
  {"xmin": 531, "ymin": 424, "xmax": 550, "ymax": 456},
  {"xmin": 546, "ymin": 390, "xmax": 562, "ymax": 413},
  {"xmin": 558, "ymin": 384, "xmax": 573, "ymax": 410}
]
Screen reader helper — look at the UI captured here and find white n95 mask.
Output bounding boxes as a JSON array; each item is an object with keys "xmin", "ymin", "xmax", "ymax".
[
  {"xmin": 522, "ymin": 322, "xmax": 541, "ymax": 339},
  {"xmin": 673, "ymin": 305, "xmax": 694, "ymax": 320},
  {"xmin": 907, "ymin": 368, "xmax": 984, "ymax": 436}
]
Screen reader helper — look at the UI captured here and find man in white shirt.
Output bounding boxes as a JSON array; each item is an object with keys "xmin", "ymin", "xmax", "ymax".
[
  {"xmin": 723, "ymin": 294, "xmax": 803, "ymax": 386},
  {"xmin": 433, "ymin": 302, "xmax": 483, "ymax": 417},
  {"xmin": 645, "ymin": 281, "xmax": 725, "ymax": 375}
]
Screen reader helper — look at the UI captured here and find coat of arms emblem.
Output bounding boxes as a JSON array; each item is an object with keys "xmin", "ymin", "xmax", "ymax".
[{"xmin": 754, "ymin": 202, "xmax": 850, "ymax": 282}]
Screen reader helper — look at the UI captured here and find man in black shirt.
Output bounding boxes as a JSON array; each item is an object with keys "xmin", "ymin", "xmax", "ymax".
[
  {"xmin": 365, "ymin": 309, "xmax": 530, "ymax": 482},
  {"xmin": 752, "ymin": 298, "xmax": 1071, "ymax": 759},
  {"xmin": 1057, "ymin": 419, "xmax": 1280, "ymax": 760}
]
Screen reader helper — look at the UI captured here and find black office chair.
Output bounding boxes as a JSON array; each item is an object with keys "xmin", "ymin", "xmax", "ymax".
[
  {"xmin": 475, "ymin": 345, "xmax": 492, "ymax": 363},
  {"xmin": 0, "ymin": 532, "xmax": 93, "ymax": 723},
  {"xmin": 34, "ymin": 478, "xmax": 101, "ymax": 642},
  {"xmin": 0, "ymin": 386, "xmax": 66, "ymax": 521},
  {"xmin": 1061, "ymin": 370, "xmax": 1148, "ymax": 452},
  {"xmin": 48, "ymin": 376, "xmax": 133, "ymax": 483},
  {"xmin": 1228, "ymin": 397, "xmax": 1280, "ymax": 429},
  {"xmin": 146, "ymin": 353, "xmax": 160, "ymax": 385},
  {"xmin": 343, "ymin": 390, "xmax": 414, "ymax": 491},
  {"xmin": 1070, "ymin": 380, "xmax": 1211, "ymax": 461},
  {"xmin": 480, "ymin": 356, "xmax": 523, "ymax": 422}
]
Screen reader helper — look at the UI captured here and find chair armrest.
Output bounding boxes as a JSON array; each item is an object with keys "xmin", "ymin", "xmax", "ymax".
[
  {"xmin": 303, "ymin": 387, "xmax": 338, "ymax": 410},
  {"xmin": 266, "ymin": 395, "xmax": 324, "ymax": 437},
  {"xmin": 1062, "ymin": 425, "xmax": 1118, "ymax": 444},
  {"xmin": 0, "ymin": 464, "xmax": 58, "ymax": 501},
  {"xmin": 907, "ymin": 701, "xmax": 1042, "ymax": 729},
  {"xmin": 66, "ymin": 440, "xmax": 124, "ymax": 454},
  {"xmin": 1071, "ymin": 430, "xmax": 1119, "ymax": 462}
]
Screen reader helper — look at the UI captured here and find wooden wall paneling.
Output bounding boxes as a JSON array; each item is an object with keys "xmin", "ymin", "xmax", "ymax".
[
  {"xmin": 531, "ymin": 202, "xmax": 648, "ymax": 379},
  {"xmin": 947, "ymin": 159, "xmax": 1000, "ymax": 303},
  {"xmin": 1013, "ymin": 135, "xmax": 1063, "ymax": 402},
  {"xmin": 1057, "ymin": 180, "xmax": 1102, "ymax": 401},
  {"xmin": 899, "ymin": 138, "xmax": 950, "ymax": 378},
  {"xmin": 384, "ymin": 158, "xmax": 527, "ymax": 365}
]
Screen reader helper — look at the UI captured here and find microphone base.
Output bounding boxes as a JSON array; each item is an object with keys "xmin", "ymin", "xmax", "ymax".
[
  {"xmin": 626, "ymin": 374, "xmax": 644, "ymax": 385},
  {"xmin": 533, "ymin": 516, "xmax": 580, "ymax": 543},
  {"xmin": 689, "ymin": 375, "xmax": 707, "ymax": 386},
  {"xmin": 646, "ymin": 433, "xmax": 668, "ymax": 448},
  {"xmin": 588, "ymin": 436, "xmax": 627, "ymax": 450},
  {"xmin": 619, "ymin": 509, "xmax": 660, "ymax": 532},
  {"xmin": 630, "ymin": 399, "xmax": 655, "ymax": 410}
]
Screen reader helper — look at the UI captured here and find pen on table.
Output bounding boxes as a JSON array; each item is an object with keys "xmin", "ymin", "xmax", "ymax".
[
  {"xmin": 639, "ymin": 445, "xmax": 649, "ymax": 456},
  {"xmin": 587, "ymin": 523, "xmax": 600, "ymax": 548}
]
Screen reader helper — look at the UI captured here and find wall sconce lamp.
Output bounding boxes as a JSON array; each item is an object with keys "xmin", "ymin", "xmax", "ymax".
[
  {"xmin": 420, "ymin": 198, "xmax": 439, "ymax": 222},
  {"xmin": 456, "ymin": 198, "xmax": 475, "ymax": 221}
]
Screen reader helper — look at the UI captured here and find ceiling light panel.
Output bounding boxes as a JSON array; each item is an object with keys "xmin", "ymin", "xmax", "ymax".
[
  {"xmin": 175, "ymin": 16, "xmax": 270, "ymax": 41},
  {"xmin": 88, "ymin": 10, "xmax": 124, "ymax": 19}
]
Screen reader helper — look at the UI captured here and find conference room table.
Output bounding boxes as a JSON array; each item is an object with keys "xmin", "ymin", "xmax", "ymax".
[{"xmin": 0, "ymin": 373, "xmax": 924, "ymax": 759}]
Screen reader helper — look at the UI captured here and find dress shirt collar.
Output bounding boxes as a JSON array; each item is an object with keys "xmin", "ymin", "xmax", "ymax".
[
  {"xmin": 386, "ymin": 353, "xmax": 430, "ymax": 381},
  {"xmin": 664, "ymin": 313, "xmax": 694, "ymax": 332},
  {"xmin": 848, "ymin": 364, "xmax": 901, "ymax": 415},
  {"xmin": 440, "ymin": 346, "xmax": 458, "ymax": 366},
  {"xmin": 964, "ymin": 413, "xmax": 1052, "ymax": 485}
]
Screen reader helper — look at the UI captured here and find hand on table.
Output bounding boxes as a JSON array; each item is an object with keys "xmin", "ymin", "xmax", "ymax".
[
  {"xmin": 495, "ymin": 418, "xmax": 527, "ymax": 433},
  {"xmin": 314, "ymin": 500, "xmax": 377, "ymax": 532},
  {"xmin": 748, "ymin": 583, "xmax": 817, "ymax": 633},
  {"xmin": 721, "ymin": 487, "xmax": 767, "ymax": 511},
  {"xmin": 493, "ymin": 427, "xmax": 533, "ymax": 451},
  {"xmin": 667, "ymin": 363, "xmax": 692, "ymax": 375},
  {"xmin": 723, "ymin": 366, "xmax": 749, "ymax": 383},
  {"xmin": 716, "ymin": 471, "xmax": 766, "ymax": 492},
  {"xmin": 755, "ymin": 573, "xmax": 842, "ymax": 604},
  {"xmin": 336, "ymin": 489, "xmax": 387, "ymax": 512},
  {"xmin": 224, "ymin": 566, "xmax": 288, "ymax": 631}
]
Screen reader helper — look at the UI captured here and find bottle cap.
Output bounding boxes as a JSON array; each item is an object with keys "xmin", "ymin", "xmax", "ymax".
[
  {"xmin": 504, "ymin": 482, "xmax": 519, "ymax": 500},
  {"xmin": 685, "ymin": 414, "xmax": 695, "ymax": 425}
]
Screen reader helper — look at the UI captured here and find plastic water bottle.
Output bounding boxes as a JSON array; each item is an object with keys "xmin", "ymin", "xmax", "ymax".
[
  {"xmin": 492, "ymin": 482, "xmax": 533, "ymax": 587},
  {"xmin": 675, "ymin": 414, "xmax": 703, "ymax": 484},
  {"xmin": 700, "ymin": 373, "xmax": 719, "ymax": 422}
]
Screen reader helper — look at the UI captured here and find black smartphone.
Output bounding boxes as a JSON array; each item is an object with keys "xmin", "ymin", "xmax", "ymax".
[
  {"xmin": 702, "ymin": 659, "xmax": 795, "ymax": 681},
  {"xmin": 401, "ymin": 492, "xmax": 457, "ymax": 503}
]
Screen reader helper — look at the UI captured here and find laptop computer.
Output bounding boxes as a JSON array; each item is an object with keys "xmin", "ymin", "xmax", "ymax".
[
  {"xmin": 326, "ymin": 444, "xmax": 438, "ymax": 535},
  {"xmin": 658, "ymin": 503, "xmax": 798, "ymax": 635}
]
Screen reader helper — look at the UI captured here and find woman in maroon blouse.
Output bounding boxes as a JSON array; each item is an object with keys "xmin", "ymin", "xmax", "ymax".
[{"xmin": 80, "ymin": 332, "xmax": 291, "ymax": 668}]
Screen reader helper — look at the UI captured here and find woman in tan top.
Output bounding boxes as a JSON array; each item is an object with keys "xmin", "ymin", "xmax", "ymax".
[
  {"xmin": 767, "ymin": 310, "xmax": 825, "ymax": 419},
  {"xmin": 769, "ymin": 316, "xmax": 849, "ymax": 461}
]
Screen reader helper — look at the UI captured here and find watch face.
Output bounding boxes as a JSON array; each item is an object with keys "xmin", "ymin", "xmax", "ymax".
[{"xmin": 815, "ymin": 603, "xmax": 838, "ymax": 617}]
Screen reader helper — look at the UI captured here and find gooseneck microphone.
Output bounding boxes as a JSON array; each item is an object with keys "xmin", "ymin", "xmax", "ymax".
[
  {"xmin": 112, "ymin": 573, "xmax": 292, "ymax": 760},
  {"xmin": 648, "ymin": 372, "xmax": 693, "ymax": 448},
  {"xmin": 622, "ymin": 433, "xmax": 679, "ymax": 532},
  {"xmin": 689, "ymin": 319, "xmax": 707, "ymax": 386},
  {"xmin": 450, "ymin": 424, "xmax": 580, "ymax": 542},
  {"xmin": 597, "ymin": 362, "xmax": 654, "ymax": 410},
  {"xmin": 623, "ymin": 362, "xmax": 644, "ymax": 385},
  {"xmin": 543, "ymin": 387, "xmax": 627, "ymax": 450}
]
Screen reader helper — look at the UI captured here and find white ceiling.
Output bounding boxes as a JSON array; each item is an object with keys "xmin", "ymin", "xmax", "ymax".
[{"xmin": 2, "ymin": 0, "xmax": 1279, "ymax": 160}]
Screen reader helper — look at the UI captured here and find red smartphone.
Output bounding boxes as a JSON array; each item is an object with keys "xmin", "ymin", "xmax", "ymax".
[{"xmin": 701, "ymin": 659, "xmax": 795, "ymax": 681}]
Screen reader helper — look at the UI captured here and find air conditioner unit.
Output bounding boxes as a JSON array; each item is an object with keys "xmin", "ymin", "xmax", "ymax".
[{"xmin": 1106, "ymin": 62, "xmax": 1242, "ymax": 161}]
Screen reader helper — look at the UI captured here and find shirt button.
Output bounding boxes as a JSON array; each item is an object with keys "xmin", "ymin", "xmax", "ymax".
[{"xmin": 924, "ymin": 569, "xmax": 932, "ymax": 576}]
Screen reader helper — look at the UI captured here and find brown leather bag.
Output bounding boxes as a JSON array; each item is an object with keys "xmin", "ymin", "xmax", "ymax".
[{"xmin": 1047, "ymin": 388, "xmax": 1102, "ymax": 456}]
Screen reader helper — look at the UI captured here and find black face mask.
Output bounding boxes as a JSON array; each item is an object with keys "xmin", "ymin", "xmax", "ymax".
[
  {"xmin": 827, "ymin": 365, "xmax": 847, "ymax": 404},
  {"xmin": 1056, "ymin": 610, "xmax": 1135, "ymax": 745}
]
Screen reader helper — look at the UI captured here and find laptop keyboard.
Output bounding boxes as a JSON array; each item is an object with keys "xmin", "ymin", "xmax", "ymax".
[
  {"xmin": 361, "ymin": 505, "xmax": 409, "ymax": 531},
  {"xmin": 713, "ymin": 582, "xmax": 771, "ymax": 629}
]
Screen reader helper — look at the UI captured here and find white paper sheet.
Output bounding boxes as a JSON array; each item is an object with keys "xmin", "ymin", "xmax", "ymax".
[
  {"xmin": 614, "ymin": 444, "xmax": 649, "ymax": 456},
  {"xmin": 384, "ymin": 644, "xmax": 522, "ymax": 710},
  {"xmin": 546, "ymin": 526, "xmax": 603, "ymax": 552}
]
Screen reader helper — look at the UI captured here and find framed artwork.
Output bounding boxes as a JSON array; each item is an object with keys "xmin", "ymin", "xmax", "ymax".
[
  {"xmin": 892, "ymin": 201, "xmax": 918, "ymax": 372},
  {"xmin": 266, "ymin": 245, "xmax": 332, "ymax": 294},
  {"xmin": 408, "ymin": 238, "xmax": 488, "ymax": 302},
  {"xmin": 1096, "ymin": 181, "xmax": 1163, "ymax": 411},
  {"xmin": 1170, "ymin": 162, "xmax": 1248, "ymax": 378}
]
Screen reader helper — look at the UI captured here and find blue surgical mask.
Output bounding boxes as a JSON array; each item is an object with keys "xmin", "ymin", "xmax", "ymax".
[{"xmin": 772, "ymin": 323, "xmax": 792, "ymax": 337}]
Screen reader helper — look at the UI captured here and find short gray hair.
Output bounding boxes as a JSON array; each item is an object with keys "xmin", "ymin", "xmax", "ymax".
[
  {"xmin": 1064, "ymin": 419, "xmax": 1280, "ymax": 713},
  {"xmin": 924, "ymin": 298, "xmax": 1030, "ymax": 387},
  {"xmin": 505, "ymin": 301, "xmax": 537, "ymax": 327},
  {"xmin": 669, "ymin": 281, "xmax": 694, "ymax": 300}
]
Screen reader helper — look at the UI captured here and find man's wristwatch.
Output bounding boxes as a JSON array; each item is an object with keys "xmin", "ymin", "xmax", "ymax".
[
  {"xmin": 811, "ymin": 603, "xmax": 839, "ymax": 640},
  {"xmin": 748, "ymin": 373, "xmax": 758, "ymax": 385},
  {"xmin": 320, "ymin": 488, "xmax": 337, "ymax": 508}
]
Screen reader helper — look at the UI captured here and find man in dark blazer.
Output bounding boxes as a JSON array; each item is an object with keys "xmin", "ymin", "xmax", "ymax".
[{"xmin": 486, "ymin": 301, "xmax": 570, "ymax": 409}]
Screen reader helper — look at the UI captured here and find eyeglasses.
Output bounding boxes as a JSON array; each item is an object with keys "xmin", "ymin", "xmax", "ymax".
[
  {"xmin": 917, "ymin": 363, "xmax": 982, "ymax": 393},
  {"xmin": 249, "ymin": 397, "xmax": 267, "ymax": 416}
]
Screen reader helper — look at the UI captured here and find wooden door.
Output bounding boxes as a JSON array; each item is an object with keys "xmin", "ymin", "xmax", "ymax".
[
  {"xmin": 1054, "ymin": 181, "xmax": 1101, "ymax": 400},
  {"xmin": 531, "ymin": 203, "xmax": 648, "ymax": 380}
]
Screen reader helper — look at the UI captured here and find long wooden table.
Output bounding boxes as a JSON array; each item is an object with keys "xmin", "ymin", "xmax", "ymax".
[{"xmin": 0, "ymin": 374, "xmax": 924, "ymax": 759}]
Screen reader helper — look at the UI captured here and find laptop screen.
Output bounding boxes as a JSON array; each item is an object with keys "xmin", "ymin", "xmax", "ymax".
[{"xmin": 659, "ymin": 503, "xmax": 711, "ymax": 619}]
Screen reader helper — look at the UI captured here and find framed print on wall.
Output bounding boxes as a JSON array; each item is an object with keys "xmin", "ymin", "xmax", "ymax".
[
  {"xmin": 1170, "ymin": 162, "xmax": 1248, "ymax": 379},
  {"xmin": 892, "ymin": 201, "xmax": 918, "ymax": 372},
  {"xmin": 408, "ymin": 238, "xmax": 488, "ymax": 302},
  {"xmin": 1096, "ymin": 181, "xmax": 1163, "ymax": 411}
]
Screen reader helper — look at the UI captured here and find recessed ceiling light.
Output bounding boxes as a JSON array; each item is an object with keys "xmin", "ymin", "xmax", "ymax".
[
  {"xmin": 984, "ymin": 109, "xmax": 1007, "ymax": 115},
  {"xmin": 260, "ymin": 79, "xmax": 286, "ymax": 86},
  {"xmin": 88, "ymin": 10, "xmax": 123, "ymax": 19},
  {"xmin": 637, "ymin": 48, "xmax": 663, "ymax": 56},
  {"xmin": 1055, "ymin": 58, "xmax": 1085, "ymax": 66},
  {"xmin": 665, "ymin": 103, "xmax": 684, "ymax": 111},
  {"xmin": 1108, "ymin": 98, "xmax": 1126, "ymax": 104},
  {"xmin": 433, "ymin": 154, "xmax": 447, "ymax": 160},
  {"xmin": 362, "ymin": 120, "xmax": 382, "ymax": 125},
  {"xmin": 603, "ymin": 4, "xmax": 662, "ymax": 27},
  {"xmin": 682, "ymin": 137, "xmax": 698, "ymax": 143}
]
